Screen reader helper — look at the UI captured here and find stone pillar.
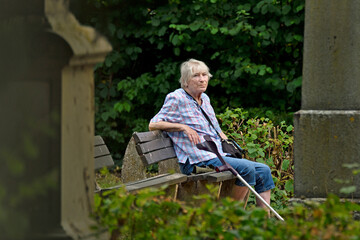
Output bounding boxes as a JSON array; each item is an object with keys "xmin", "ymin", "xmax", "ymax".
[
  {"xmin": 0, "ymin": 0, "xmax": 112, "ymax": 239},
  {"xmin": 294, "ymin": 1, "xmax": 360, "ymax": 199}
]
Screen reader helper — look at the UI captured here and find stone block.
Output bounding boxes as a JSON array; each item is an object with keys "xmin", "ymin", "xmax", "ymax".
[
  {"xmin": 159, "ymin": 157, "xmax": 181, "ymax": 174},
  {"xmin": 294, "ymin": 110, "xmax": 360, "ymax": 198},
  {"xmin": 121, "ymin": 137, "xmax": 146, "ymax": 183}
]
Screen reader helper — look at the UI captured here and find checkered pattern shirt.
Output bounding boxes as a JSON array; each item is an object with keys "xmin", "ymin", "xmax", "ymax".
[{"xmin": 150, "ymin": 88, "xmax": 226, "ymax": 164}]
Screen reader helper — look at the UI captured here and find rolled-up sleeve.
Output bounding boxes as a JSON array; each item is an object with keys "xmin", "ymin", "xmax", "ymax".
[{"xmin": 150, "ymin": 93, "xmax": 180, "ymax": 123}]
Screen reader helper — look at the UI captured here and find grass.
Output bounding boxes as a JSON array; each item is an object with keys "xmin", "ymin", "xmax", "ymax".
[{"xmin": 96, "ymin": 167, "xmax": 122, "ymax": 188}]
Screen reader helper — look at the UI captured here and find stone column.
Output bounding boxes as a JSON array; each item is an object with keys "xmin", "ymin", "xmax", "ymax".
[
  {"xmin": 0, "ymin": 1, "xmax": 112, "ymax": 239},
  {"xmin": 294, "ymin": 0, "xmax": 360, "ymax": 199}
]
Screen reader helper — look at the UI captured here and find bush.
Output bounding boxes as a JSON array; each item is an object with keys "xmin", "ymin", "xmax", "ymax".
[
  {"xmin": 217, "ymin": 108, "xmax": 294, "ymax": 209},
  {"xmin": 93, "ymin": 186, "xmax": 360, "ymax": 240}
]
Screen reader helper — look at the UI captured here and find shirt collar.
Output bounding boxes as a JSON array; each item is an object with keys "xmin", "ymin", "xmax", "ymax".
[{"xmin": 181, "ymin": 88, "xmax": 204, "ymax": 104}]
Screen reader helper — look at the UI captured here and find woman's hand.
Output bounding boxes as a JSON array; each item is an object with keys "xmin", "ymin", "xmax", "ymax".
[
  {"xmin": 219, "ymin": 131, "xmax": 228, "ymax": 140},
  {"xmin": 182, "ymin": 125, "xmax": 201, "ymax": 145}
]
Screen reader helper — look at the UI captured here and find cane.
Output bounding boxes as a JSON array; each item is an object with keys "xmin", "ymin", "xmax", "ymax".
[{"xmin": 196, "ymin": 135, "xmax": 284, "ymax": 221}]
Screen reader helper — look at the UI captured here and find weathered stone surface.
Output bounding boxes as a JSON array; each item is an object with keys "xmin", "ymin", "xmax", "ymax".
[
  {"xmin": 294, "ymin": 110, "xmax": 360, "ymax": 198},
  {"xmin": 294, "ymin": 0, "xmax": 360, "ymax": 200},
  {"xmin": 159, "ymin": 157, "xmax": 181, "ymax": 174},
  {"xmin": 121, "ymin": 137, "xmax": 146, "ymax": 183},
  {"xmin": 302, "ymin": 1, "xmax": 360, "ymax": 110},
  {"xmin": 0, "ymin": 1, "xmax": 111, "ymax": 239}
]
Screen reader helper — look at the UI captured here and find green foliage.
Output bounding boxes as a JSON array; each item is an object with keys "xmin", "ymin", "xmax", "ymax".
[
  {"xmin": 336, "ymin": 163, "xmax": 360, "ymax": 196},
  {"xmin": 217, "ymin": 108, "xmax": 294, "ymax": 208},
  {"xmin": 96, "ymin": 167, "xmax": 122, "ymax": 188},
  {"xmin": 0, "ymin": 113, "xmax": 60, "ymax": 239},
  {"xmin": 79, "ymin": 0, "xmax": 304, "ymax": 164},
  {"xmin": 93, "ymin": 186, "xmax": 360, "ymax": 240}
]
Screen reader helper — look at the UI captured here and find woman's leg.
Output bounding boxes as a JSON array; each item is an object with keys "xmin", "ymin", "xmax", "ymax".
[
  {"xmin": 257, "ymin": 189, "xmax": 271, "ymax": 216},
  {"xmin": 253, "ymin": 162, "xmax": 273, "ymax": 215},
  {"xmin": 231, "ymin": 185, "xmax": 249, "ymax": 201},
  {"xmin": 205, "ymin": 157, "xmax": 275, "ymax": 212},
  {"xmin": 203, "ymin": 157, "xmax": 254, "ymax": 203}
]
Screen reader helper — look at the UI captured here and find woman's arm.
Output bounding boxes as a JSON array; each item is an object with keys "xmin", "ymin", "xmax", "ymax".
[
  {"xmin": 149, "ymin": 121, "xmax": 201, "ymax": 144},
  {"xmin": 149, "ymin": 121, "xmax": 187, "ymax": 132}
]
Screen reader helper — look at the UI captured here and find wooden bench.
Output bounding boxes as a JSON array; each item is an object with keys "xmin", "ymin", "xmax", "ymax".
[
  {"xmin": 94, "ymin": 135, "xmax": 187, "ymax": 194},
  {"xmin": 121, "ymin": 130, "xmax": 242, "ymax": 202},
  {"xmin": 96, "ymin": 132, "xmax": 250, "ymax": 204}
]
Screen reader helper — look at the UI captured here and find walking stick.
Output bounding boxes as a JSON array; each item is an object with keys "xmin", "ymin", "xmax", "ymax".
[{"xmin": 196, "ymin": 135, "xmax": 284, "ymax": 221}]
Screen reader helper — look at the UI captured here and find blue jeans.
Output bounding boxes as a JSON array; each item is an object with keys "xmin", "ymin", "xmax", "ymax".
[{"xmin": 179, "ymin": 157, "xmax": 275, "ymax": 193}]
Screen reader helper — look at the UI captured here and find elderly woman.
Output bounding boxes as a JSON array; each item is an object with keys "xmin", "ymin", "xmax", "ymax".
[{"xmin": 149, "ymin": 59, "xmax": 275, "ymax": 211}]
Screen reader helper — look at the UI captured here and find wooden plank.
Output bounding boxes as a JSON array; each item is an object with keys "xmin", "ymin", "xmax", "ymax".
[
  {"xmin": 140, "ymin": 147, "xmax": 177, "ymax": 165},
  {"xmin": 94, "ymin": 135, "xmax": 105, "ymax": 146},
  {"xmin": 96, "ymin": 173, "xmax": 187, "ymax": 193},
  {"xmin": 187, "ymin": 171, "xmax": 216, "ymax": 182},
  {"xmin": 125, "ymin": 173, "xmax": 173, "ymax": 186},
  {"xmin": 125, "ymin": 173, "xmax": 187, "ymax": 192},
  {"xmin": 133, "ymin": 130, "xmax": 167, "ymax": 143},
  {"xmin": 94, "ymin": 145, "xmax": 110, "ymax": 158},
  {"xmin": 94, "ymin": 155, "xmax": 114, "ymax": 170},
  {"xmin": 136, "ymin": 137, "xmax": 173, "ymax": 155},
  {"xmin": 205, "ymin": 171, "xmax": 236, "ymax": 183}
]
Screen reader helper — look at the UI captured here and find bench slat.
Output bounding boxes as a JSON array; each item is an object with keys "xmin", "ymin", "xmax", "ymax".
[
  {"xmin": 125, "ymin": 173, "xmax": 178, "ymax": 186},
  {"xmin": 205, "ymin": 171, "xmax": 236, "ymax": 182},
  {"xmin": 96, "ymin": 173, "xmax": 187, "ymax": 193},
  {"xmin": 94, "ymin": 145, "xmax": 110, "ymax": 158},
  {"xmin": 125, "ymin": 173, "xmax": 187, "ymax": 192},
  {"xmin": 95, "ymin": 135, "xmax": 105, "ymax": 146},
  {"xmin": 187, "ymin": 171, "xmax": 216, "ymax": 181},
  {"xmin": 133, "ymin": 130, "xmax": 168, "ymax": 143},
  {"xmin": 95, "ymin": 155, "xmax": 114, "ymax": 170},
  {"xmin": 136, "ymin": 137, "xmax": 173, "ymax": 155},
  {"xmin": 140, "ymin": 147, "xmax": 177, "ymax": 166}
]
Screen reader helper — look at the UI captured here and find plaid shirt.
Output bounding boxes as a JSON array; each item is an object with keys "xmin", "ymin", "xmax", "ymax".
[{"xmin": 150, "ymin": 88, "xmax": 226, "ymax": 164}]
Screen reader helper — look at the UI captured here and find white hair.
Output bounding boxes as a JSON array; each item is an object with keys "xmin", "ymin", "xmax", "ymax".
[{"xmin": 179, "ymin": 59, "xmax": 212, "ymax": 88}]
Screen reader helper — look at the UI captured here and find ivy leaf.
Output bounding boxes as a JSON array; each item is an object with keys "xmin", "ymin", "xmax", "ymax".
[
  {"xmin": 171, "ymin": 34, "xmax": 180, "ymax": 46},
  {"xmin": 158, "ymin": 26, "xmax": 167, "ymax": 36},
  {"xmin": 286, "ymin": 126, "xmax": 293, "ymax": 132},
  {"xmin": 282, "ymin": 5, "xmax": 291, "ymax": 15},
  {"xmin": 340, "ymin": 186, "xmax": 357, "ymax": 194},
  {"xmin": 108, "ymin": 23, "xmax": 116, "ymax": 36},
  {"xmin": 100, "ymin": 88, "xmax": 108, "ymax": 98},
  {"xmin": 293, "ymin": 34, "xmax": 304, "ymax": 42},
  {"xmin": 194, "ymin": 4, "xmax": 201, "ymax": 10},
  {"xmin": 151, "ymin": 18, "xmax": 161, "ymax": 27},
  {"xmin": 282, "ymin": 159, "xmax": 290, "ymax": 171},
  {"xmin": 174, "ymin": 47, "xmax": 180, "ymax": 56},
  {"xmin": 189, "ymin": 21, "xmax": 202, "ymax": 31},
  {"xmin": 285, "ymin": 179, "xmax": 294, "ymax": 192},
  {"xmin": 101, "ymin": 112, "xmax": 110, "ymax": 121}
]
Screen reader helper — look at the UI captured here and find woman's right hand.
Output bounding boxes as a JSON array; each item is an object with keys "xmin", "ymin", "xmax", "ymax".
[{"xmin": 182, "ymin": 125, "xmax": 201, "ymax": 145}]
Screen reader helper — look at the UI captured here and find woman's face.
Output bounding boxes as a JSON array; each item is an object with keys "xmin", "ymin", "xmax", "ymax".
[{"xmin": 186, "ymin": 68, "xmax": 209, "ymax": 96}]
